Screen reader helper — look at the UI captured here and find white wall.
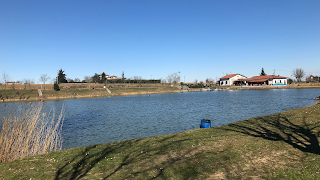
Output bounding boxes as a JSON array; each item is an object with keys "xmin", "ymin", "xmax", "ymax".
[
  {"xmin": 219, "ymin": 74, "xmax": 246, "ymax": 86},
  {"xmin": 268, "ymin": 78, "xmax": 287, "ymax": 85}
]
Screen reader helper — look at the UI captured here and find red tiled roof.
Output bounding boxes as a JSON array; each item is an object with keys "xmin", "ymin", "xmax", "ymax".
[
  {"xmin": 245, "ymin": 75, "xmax": 286, "ymax": 82},
  {"xmin": 219, "ymin": 74, "xmax": 239, "ymax": 79}
]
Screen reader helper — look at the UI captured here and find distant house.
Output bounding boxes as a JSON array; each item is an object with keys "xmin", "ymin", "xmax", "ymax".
[
  {"xmin": 306, "ymin": 75, "xmax": 320, "ymax": 83},
  {"xmin": 219, "ymin": 74, "xmax": 247, "ymax": 86},
  {"xmin": 108, "ymin": 75, "xmax": 118, "ymax": 80},
  {"xmin": 99, "ymin": 73, "xmax": 110, "ymax": 80},
  {"xmin": 244, "ymin": 75, "xmax": 287, "ymax": 86},
  {"xmin": 6, "ymin": 81, "xmax": 19, "ymax": 85}
]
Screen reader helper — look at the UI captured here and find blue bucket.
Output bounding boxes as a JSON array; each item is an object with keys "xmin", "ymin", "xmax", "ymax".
[{"xmin": 200, "ymin": 119, "xmax": 211, "ymax": 128}]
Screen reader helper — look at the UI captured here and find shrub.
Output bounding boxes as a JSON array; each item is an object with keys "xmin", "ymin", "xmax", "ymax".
[
  {"xmin": 54, "ymin": 82, "xmax": 60, "ymax": 91},
  {"xmin": 0, "ymin": 103, "xmax": 65, "ymax": 162}
]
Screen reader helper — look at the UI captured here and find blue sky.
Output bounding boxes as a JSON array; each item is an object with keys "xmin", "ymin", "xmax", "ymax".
[{"xmin": 1, "ymin": 0, "xmax": 319, "ymax": 83}]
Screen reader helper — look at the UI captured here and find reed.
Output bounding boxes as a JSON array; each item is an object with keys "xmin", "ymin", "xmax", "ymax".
[{"xmin": 0, "ymin": 102, "xmax": 64, "ymax": 163}]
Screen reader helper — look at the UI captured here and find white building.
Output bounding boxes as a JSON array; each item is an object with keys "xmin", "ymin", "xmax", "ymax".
[
  {"xmin": 219, "ymin": 74, "xmax": 247, "ymax": 86},
  {"xmin": 245, "ymin": 75, "xmax": 287, "ymax": 86}
]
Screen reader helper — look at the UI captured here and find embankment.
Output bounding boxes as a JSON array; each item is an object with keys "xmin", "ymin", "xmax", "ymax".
[{"xmin": 1, "ymin": 83, "xmax": 320, "ymax": 103}]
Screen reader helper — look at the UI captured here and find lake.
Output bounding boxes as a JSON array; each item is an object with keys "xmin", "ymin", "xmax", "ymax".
[{"xmin": 1, "ymin": 88, "xmax": 319, "ymax": 149}]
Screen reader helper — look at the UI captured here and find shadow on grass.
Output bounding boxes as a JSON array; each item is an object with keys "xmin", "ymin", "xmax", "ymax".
[
  {"xmin": 54, "ymin": 134, "xmax": 209, "ymax": 179},
  {"xmin": 222, "ymin": 113, "xmax": 320, "ymax": 155}
]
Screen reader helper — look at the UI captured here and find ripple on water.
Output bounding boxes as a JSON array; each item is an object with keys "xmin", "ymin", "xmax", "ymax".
[{"xmin": 1, "ymin": 88, "xmax": 317, "ymax": 149}]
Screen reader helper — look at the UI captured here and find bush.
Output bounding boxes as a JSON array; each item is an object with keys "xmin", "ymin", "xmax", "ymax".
[
  {"xmin": 0, "ymin": 103, "xmax": 65, "ymax": 162},
  {"xmin": 54, "ymin": 83, "xmax": 60, "ymax": 91}
]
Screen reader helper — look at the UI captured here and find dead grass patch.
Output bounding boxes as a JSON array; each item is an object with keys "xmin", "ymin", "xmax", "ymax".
[{"xmin": 0, "ymin": 103, "xmax": 65, "ymax": 162}]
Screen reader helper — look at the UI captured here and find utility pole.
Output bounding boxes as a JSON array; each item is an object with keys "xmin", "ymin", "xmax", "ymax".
[
  {"xmin": 122, "ymin": 71, "xmax": 125, "ymax": 87},
  {"xmin": 179, "ymin": 71, "xmax": 180, "ymax": 84}
]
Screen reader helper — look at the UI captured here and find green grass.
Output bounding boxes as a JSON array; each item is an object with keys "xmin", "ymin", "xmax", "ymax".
[
  {"xmin": 0, "ymin": 89, "xmax": 39, "ymax": 101},
  {"xmin": 1, "ymin": 103, "xmax": 320, "ymax": 179},
  {"xmin": 109, "ymin": 87, "xmax": 178, "ymax": 94},
  {"xmin": 0, "ymin": 87, "xmax": 179, "ymax": 102}
]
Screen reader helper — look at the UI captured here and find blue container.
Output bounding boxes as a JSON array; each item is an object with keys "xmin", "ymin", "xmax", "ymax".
[{"xmin": 200, "ymin": 119, "xmax": 211, "ymax": 128}]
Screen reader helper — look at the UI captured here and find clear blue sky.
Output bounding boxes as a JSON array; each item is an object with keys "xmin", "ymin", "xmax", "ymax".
[{"xmin": 1, "ymin": 0, "xmax": 319, "ymax": 83}]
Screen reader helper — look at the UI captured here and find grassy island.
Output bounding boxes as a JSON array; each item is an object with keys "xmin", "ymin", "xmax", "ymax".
[{"xmin": 0, "ymin": 102, "xmax": 320, "ymax": 179}]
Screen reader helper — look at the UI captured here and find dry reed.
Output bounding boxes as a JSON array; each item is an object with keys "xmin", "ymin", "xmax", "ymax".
[{"xmin": 0, "ymin": 103, "xmax": 64, "ymax": 163}]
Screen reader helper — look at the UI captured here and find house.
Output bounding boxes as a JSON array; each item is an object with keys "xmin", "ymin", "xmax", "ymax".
[
  {"xmin": 306, "ymin": 75, "xmax": 320, "ymax": 83},
  {"xmin": 244, "ymin": 75, "xmax": 287, "ymax": 86},
  {"xmin": 99, "ymin": 73, "xmax": 110, "ymax": 80},
  {"xmin": 108, "ymin": 75, "xmax": 118, "ymax": 80},
  {"xmin": 219, "ymin": 74, "xmax": 247, "ymax": 86},
  {"xmin": 6, "ymin": 81, "xmax": 19, "ymax": 85}
]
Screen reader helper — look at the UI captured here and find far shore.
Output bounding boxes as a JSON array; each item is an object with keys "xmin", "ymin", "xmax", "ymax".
[{"xmin": 1, "ymin": 83, "xmax": 320, "ymax": 103}]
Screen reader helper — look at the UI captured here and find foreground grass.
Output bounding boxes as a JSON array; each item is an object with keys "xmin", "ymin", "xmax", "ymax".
[{"xmin": 1, "ymin": 103, "xmax": 320, "ymax": 179}]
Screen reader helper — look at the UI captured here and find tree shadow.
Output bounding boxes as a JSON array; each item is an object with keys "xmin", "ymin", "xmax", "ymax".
[
  {"xmin": 54, "ymin": 134, "xmax": 206, "ymax": 179},
  {"xmin": 222, "ymin": 113, "xmax": 320, "ymax": 155}
]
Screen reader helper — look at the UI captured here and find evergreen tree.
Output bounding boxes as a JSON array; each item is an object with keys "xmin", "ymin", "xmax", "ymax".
[
  {"xmin": 54, "ymin": 82, "xmax": 60, "ymax": 91},
  {"xmin": 101, "ymin": 72, "xmax": 106, "ymax": 84},
  {"xmin": 260, "ymin": 68, "xmax": 266, "ymax": 76},
  {"xmin": 57, "ymin": 69, "xmax": 67, "ymax": 84}
]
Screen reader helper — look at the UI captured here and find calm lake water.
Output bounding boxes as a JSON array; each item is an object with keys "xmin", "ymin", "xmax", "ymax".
[{"xmin": 1, "ymin": 88, "xmax": 319, "ymax": 149}]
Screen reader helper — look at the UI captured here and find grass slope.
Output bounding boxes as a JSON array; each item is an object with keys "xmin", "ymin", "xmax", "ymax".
[
  {"xmin": 0, "ymin": 87, "xmax": 179, "ymax": 102},
  {"xmin": 1, "ymin": 103, "xmax": 320, "ymax": 179}
]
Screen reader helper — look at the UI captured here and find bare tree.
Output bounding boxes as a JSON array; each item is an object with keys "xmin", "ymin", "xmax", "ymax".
[
  {"xmin": 292, "ymin": 68, "xmax": 305, "ymax": 82},
  {"xmin": 207, "ymin": 77, "xmax": 214, "ymax": 87},
  {"xmin": 172, "ymin": 73, "xmax": 179, "ymax": 85},
  {"xmin": 194, "ymin": 79, "xmax": 198, "ymax": 84},
  {"xmin": 39, "ymin": 74, "xmax": 50, "ymax": 89},
  {"xmin": 166, "ymin": 73, "xmax": 179, "ymax": 85},
  {"xmin": 74, "ymin": 78, "xmax": 81, "ymax": 82},
  {"xmin": 166, "ymin": 75, "xmax": 173, "ymax": 85},
  {"xmin": 133, "ymin": 76, "xmax": 141, "ymax": 80},
  {"xmin": 84, "ymin": 76, "xmax": 92, "ymax": 83},
  {"xmin": 11, "ymin": 83, "xmax": 15, "ymax": 90},
  {"xmin": 67, "ymin": 78, "xmax": 74, "ymax": 83},
  {"xmin": 2, "ymin": 72, "xmax": 10, "ymax": 90},
  {"xmin": 22, "ymin": 79, "xmax": 33, "ymax": 89},
  {"xmin": 133, "ymin": 76, "xmax": 142, "ymax": 87}
]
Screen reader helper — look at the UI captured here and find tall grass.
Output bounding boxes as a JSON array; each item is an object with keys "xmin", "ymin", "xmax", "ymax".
[{"xmin": 0, "ymin": 102, "xmax": 64, "ymax": 163}]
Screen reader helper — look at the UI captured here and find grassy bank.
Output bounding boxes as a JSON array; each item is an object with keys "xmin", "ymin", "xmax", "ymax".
[
  {"xmin": 1, "ymin": 103, "xmax": 320, "ymax": 179},
  {"xmin": 1, "ymin": 83, "xmax": 320, "ymax": 103},
  {"xmin": 0, "ymin": 87, "xmax": 180, "ymax": 103}
]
